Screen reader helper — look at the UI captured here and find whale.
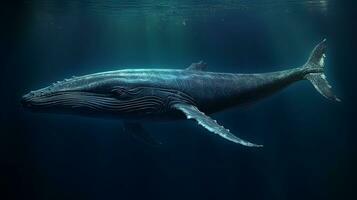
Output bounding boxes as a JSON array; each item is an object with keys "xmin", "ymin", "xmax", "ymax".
[{"xmin": 21, "ymin": 39, "xmax": 339, "ymax": 147}]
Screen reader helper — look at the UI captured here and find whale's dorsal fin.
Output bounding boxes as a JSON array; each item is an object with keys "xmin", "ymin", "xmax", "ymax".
[
  {"xmin": 186, "ymin": 61, "xmax": 207, "ymax": 71},
  {"xmin": 172, "ymin": 103, "xmax": 262, "ymax": 147}
]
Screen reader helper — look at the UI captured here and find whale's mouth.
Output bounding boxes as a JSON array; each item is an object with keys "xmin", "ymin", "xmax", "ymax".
[
  {"xmin": 21, "ymin": 90, "xmax": 164, "ymax": 114},
  {"xmin": 21, "ymin": 91, "xmax": 111, "ymax": 111}
]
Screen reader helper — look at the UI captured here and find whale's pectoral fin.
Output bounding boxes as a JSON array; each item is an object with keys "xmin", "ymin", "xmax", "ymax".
[
  {"xmin": 123, "ymin": 122, "xmax": 162, "ymax": 147},
  {"xmin": 173, "ymin": 103, "xmax": 263, "ymax": 147}
]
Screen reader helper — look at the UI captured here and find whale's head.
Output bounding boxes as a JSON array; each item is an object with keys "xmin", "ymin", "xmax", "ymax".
[{"xmin": 20, "ymin": 74, "xmax": 139, "ymax": 115}]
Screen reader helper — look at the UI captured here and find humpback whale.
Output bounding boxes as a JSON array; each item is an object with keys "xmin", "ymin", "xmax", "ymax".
[{"xmin": 21, "ymin": 39, "xmax": 339, "ymax": 147}]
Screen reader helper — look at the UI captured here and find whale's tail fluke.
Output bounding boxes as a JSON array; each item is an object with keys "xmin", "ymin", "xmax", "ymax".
[{"xmin": 302, "ymin": 39, "xmax": 341, "ymax": 102}]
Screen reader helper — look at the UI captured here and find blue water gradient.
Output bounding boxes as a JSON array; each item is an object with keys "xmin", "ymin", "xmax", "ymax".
[{"xmin": 2, "ymin": 1, "xmax": 356, "ymax": 200}]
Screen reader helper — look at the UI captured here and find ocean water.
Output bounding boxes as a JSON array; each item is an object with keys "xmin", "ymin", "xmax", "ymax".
[{"xmin": 2, "ymin": 1, "xmax": 356, "ymax": 200}]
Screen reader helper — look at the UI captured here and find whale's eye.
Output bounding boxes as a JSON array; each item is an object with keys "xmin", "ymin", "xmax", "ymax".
[
  {"xmin": 111, "ymin": 86, "xmax": 129, "ymax": 99},
  {"xmin": 111, "ymin": 86, "xmax": 126, "ymax": 94}
]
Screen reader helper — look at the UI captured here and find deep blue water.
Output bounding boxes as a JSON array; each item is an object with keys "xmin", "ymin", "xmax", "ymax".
[{"xmin": 2, "ymin": 1, "xmax": 356, "ymax": 200}]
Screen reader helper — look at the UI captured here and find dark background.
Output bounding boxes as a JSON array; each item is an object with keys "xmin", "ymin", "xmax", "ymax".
[{"xmin": 1, "ymin": 1, "xmax": 356, "ymax": 200}]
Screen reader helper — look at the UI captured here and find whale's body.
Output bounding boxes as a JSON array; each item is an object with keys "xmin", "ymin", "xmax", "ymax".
[{"xmin": 21, "ymin": 40, "xmax": 339, "ymax": 147}]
